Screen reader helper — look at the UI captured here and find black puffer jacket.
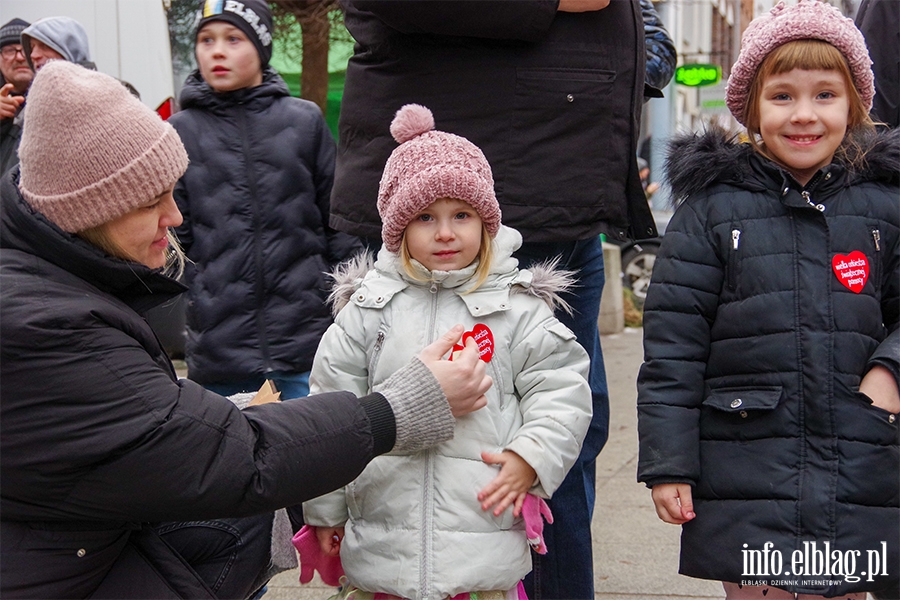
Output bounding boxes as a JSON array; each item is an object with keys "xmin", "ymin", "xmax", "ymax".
[
  {"xmin": 637, "ymin": 128, "xmax": 900, "ymax": 597},
  {"xmin": 169, "ymin": 68, "xmax": 361, "ymax": 385},
  {"xmin": 330, "ymin": 0, "xmax": 654, "ymax": 244},
  {"xmin": 0, "ymin": 169, "xmax": 385, "ymax": 599}
]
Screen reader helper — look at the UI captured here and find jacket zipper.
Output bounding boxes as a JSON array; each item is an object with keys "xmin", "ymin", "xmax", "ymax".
[
  {"xmin": 872, "ymin": 228, "xmax": 882, "ymax": 290},
  {"xmin": 237, "ymin": 105, "xmax": 271, "ymax": 368},
  {"xmin": 367, "ymin": 330, "xmax": 385, "ymax": 391},
  {"xmin": 800, "ymin": 190, "xmax": 826, "ymax": 213},
  {"xmin": 420, "ymin": 281, "xmax": 440, "ymax": 597},
  {"xmin": 728, "ymin": 228, "xmax": 741, "ymax": 290}
]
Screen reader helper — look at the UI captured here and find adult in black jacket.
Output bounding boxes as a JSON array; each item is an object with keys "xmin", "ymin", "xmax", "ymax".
[
  {"xmin": 329, "ymin": 2, "xmax": 653, "ymax": 596},
  {"xmin": 855, "ymin": 0, "xmax": 899, "ymax": 128},
  {"xmin": 0, "ymin": 60, "xmax": 490, "ymax": 600}
]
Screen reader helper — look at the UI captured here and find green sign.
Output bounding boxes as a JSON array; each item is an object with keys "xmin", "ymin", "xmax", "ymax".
[{"xmin": 675, "ymin": 64, "xmax": 722, "ymax": 87}]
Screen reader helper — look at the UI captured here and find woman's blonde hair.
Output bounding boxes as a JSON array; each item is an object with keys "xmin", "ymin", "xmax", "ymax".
[
  {"xmin": 78, "ymin": 226, "xmax": 186, "ymax": 279},
  {"xmin": 744, "ymin": 39, "xmax": 875, "ymax": 169},
  {"xmin": 399, "ymin": 225, "xmax": 494, "ymax": 293}
]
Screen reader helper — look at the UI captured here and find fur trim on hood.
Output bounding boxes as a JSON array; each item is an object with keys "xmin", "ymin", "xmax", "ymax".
[
  {"xmin": 665, "ymin": 125, "xmax": 900, "ymax": 205},
  {"xmin": 325, "ymin": 251, "xmax": 577, "ymax": 318}
]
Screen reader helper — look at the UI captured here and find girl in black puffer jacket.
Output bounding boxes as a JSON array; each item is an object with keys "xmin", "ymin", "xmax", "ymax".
[{"xmin": 637, "ymin": 2, "xmax": 899, "ymax": 599}]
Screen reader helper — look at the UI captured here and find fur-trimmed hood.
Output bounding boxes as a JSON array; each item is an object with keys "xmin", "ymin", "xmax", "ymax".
[
  {"xmin": 326, "ymin": 225, "xmax": 576, "ymax": 318},
  {"xmin": 665, "ymin": 126, "xmax": 900, "ymax": 206}
]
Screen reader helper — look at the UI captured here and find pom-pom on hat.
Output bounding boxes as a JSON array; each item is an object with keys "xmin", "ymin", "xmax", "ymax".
[
  {"xmin": 18, "ymin": 61, "xmax": 188, "ymax": 233},
  {"xmin": 725, "ymin": 0, "xmax": 874, "ymax": 125},
  {"xmin": 378, "ymin": 104, "xmax": 501, "ymax": 254}
]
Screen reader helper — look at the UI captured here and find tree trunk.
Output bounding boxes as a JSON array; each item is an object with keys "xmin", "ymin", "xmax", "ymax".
[{"xmin": 299, "ymin": 10, "xmax": 330, "ymax": 114}]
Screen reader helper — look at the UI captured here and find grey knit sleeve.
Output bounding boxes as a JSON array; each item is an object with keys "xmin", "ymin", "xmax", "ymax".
[{"xmin": 374, "ymin": 357, "xmax": 455, "ymax": 452}]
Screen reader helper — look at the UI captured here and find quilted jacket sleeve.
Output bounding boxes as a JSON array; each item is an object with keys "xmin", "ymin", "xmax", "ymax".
[
  {"xmin": 636, "ymin": 200, "xmax": 724, "ymax": 488},
  {"xmin": 506, "ymin": 305, "xmax": 592, "ymax": 498}
]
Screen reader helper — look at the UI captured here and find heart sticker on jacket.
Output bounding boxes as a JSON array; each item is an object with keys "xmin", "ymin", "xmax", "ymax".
[
  {"xmin": 449, "ymin": 323, "xmax": 494, "ymax": 363},
  {"xmin": 832, "ymin": 251, "xmax": 869, "ymax": 293}
]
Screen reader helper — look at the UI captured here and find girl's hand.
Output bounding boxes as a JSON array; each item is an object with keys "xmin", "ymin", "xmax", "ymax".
[
  {"xmin": 651, "ymin": 483, "xmax": 695, "ymax": 524},
  {"xmin": 315, "ymin": 526, "xmax": 344, "ymax": 557},
  {"xmin": 478, "ymin": 450, "xmax": 537, "ymax": 517},
  {"xmin": 860, "ymin": 365, "xmax": 900, "ymax": 414}
]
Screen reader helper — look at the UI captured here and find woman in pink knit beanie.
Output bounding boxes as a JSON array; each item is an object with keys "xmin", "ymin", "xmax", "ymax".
[{"xmin": 637, "ymin": 1, "xmax": 899, "ymax": 599}]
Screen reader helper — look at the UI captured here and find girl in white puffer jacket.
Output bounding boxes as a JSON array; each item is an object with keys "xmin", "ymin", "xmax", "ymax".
[{"xmin": 299, "ymin": 104, "xmax": 592, "ymax": 600}]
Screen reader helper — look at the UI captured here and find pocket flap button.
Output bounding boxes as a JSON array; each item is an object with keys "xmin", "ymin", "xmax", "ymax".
[
  {"xmin": 77, "ymin": 549, "xmax": 86, "ymax": 557},
  {"xmin": 730, "ymin": 398, "xmax": 743, "ymax": 408},
  {"xmin": 890, "ymin": 414, "xmax": 896, "ymax": 424},
  {"xmin": 740, "ymin": 411, "xmax": 748, "ymax": 418}
]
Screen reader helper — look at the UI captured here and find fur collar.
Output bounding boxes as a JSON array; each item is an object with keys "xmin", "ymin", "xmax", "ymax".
[
  {"xmin": 326, "ymin": 249, "xmax": 577, "ymax": 318},
  {"xmin": 665, "ymin": 126, "xmax": 900, "ymax": 205}
]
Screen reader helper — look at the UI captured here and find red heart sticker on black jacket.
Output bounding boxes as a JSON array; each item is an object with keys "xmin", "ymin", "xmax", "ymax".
[
  {"xmin": 449, "ymin": 324, "xmax": 494, "ymax": 362},
  {"xmin": 832, "ymin": 251, "xmax": 869, "ymax": 293}
]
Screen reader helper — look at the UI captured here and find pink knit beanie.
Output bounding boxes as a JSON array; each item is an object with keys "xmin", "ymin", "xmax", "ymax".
[
  {"xmin": 377, "ymin": 104, "xmax": 501, "ymax": 253},
  {"xmin": 18, "ymin": 61, "xmax": 188, "ymax": 233},
  {"xmin": 726, "ymin": 0, "xmax": 874, "ymax": 125}
]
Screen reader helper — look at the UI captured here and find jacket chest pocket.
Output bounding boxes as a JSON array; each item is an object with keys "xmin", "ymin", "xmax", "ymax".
[
  {"xmin": 726, "ymin": 225, "xmax": 742, "ymax": 292},
  {"xmin": 701, "ymin": 386, "xmax": 785, "ymax": 440},
  {"xmin": 515, "ymin": 68, "xmax": 616, "ymax": 108},
  {"xmin": 867, "ymin": 223, "xmax": 883, "ymax": 297},
  {"xmin": 367, "ymin": 326, "xmax": 389, "ymax": 391}
]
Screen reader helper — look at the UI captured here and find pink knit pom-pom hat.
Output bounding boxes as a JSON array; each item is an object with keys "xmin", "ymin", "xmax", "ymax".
[
  {"xmin": 725, "ymin": 0, "xmax": 874, "ymax": 125},
  {"xmin": 377, "ymin": 104, "xmax": 501, "ymax": 253}
]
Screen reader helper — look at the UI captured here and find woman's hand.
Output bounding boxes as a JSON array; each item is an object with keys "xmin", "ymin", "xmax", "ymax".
[
  {"xmin": 418, "ymin": 325, "xmax": 492, "ymax": 417},
  {"xmin": 651, "ymin": 483, "xmax": 695, "ymax": 525},
  {"xmin": 478, "ymin": 450, "xmax": 537, "ymax": 517},
  {"xmin": 860, "ymin": 365, "xmax": 900, "ymax": 414}
]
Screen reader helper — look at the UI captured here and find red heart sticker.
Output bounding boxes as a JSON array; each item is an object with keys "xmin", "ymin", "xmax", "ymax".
[
  {"xmin": 832, "ymin": 251, "xmax": 869, "ymax": 294},
  {"xmin": 449, "ymin": 324, "xmax": 494, "ymax": 363}
]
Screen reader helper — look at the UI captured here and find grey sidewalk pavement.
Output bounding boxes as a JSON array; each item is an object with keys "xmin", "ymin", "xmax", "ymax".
[{"xmin": 259, "ymin": 328, "xmax": 724, "ymax": 600}]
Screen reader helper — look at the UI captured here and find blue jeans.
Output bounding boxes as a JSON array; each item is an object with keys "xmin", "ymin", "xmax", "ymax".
[
  {"xmin": 203, "ymin": 371, "xmax": 311, "ymax": 401},
  {"xmin": 155, "ymin": 513, "xmax": 273, "ymax": 600},
  {"xmin": 514, "ymin": 237, "xmax": 609, "ymax": 600}
]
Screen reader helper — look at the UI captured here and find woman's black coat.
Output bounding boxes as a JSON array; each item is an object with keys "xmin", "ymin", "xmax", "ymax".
[
  {"xmin": 0, "ymin": 170, "xmax": 386, "ymax": 598},
  {"xmin": 637, "ymin": 128, "xmax": 900, "ymax": 597}
]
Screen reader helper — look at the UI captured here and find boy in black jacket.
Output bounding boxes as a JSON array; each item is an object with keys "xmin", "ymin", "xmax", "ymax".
[{"xmin": 170, "ymin": 0, "xmax": 361, "ymax": 401}]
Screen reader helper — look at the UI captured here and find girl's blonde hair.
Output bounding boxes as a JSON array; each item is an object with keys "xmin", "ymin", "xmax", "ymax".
[
  {"xmin": 78, "ymin": 226, "xmax": 186, "ymax": 280},
  {"xmin": 399, "ymin": 225, "xmax": 494, "ymax": 293},
  {"xmin": 744, "ymin": 39, "xmax": 875, "ymax": 170}
]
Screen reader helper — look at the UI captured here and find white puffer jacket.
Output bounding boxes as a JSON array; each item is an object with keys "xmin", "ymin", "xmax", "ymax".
[{"xmin": 303, "ymin": 226, "xmax": 591, "ymax": 599}]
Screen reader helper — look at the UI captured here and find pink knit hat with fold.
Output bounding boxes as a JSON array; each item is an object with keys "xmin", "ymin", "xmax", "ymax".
[
  {"xmin": 726, "ymin": 0, "xmax": 874, "ymax": 125},
  {"xmin": 377, "ymin": 104, "xmax": 501, "ymax": 253},
  {"xmin": 18, "ymin": 61, "xmax": 188, "ymax": 233}
]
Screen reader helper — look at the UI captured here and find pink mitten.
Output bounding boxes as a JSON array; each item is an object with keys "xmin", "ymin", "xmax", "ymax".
[
  {"xmin": 522, "ymin": 494, "xmax": 554, "ymax": 555},
  {"xmin": 291, "ymin": 525, "xmax": 345, "ymax": 586}
]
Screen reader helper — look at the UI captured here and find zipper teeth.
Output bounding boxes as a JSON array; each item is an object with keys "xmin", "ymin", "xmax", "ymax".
[{"xmin": 421, "ymin": 284, "xmax": 439, "ymax": 596}]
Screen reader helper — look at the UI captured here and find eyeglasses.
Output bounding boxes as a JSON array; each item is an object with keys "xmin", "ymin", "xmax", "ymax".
[{"xmin": 1, "ymin": 46, "xmax": 26, "ymax": 60}]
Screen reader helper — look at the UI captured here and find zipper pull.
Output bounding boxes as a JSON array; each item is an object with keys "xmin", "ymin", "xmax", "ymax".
[
  {"xmin": 732, "ymin": 229, "xmax": 741, "ymax": 250},
  {"xmin": 430, "ymin": 281, "xmax": 438, "ymax": 294},
  {"xmin": 873, "ymin": 229, "xmax": 881, "ymax": 252},
  {"xmin": 374, "ymin": 331, "xmax": 385, "ymax": 350},
  {"xmin": 800, "ymin": 190, "xmax": 825, "ymax": 212}
]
